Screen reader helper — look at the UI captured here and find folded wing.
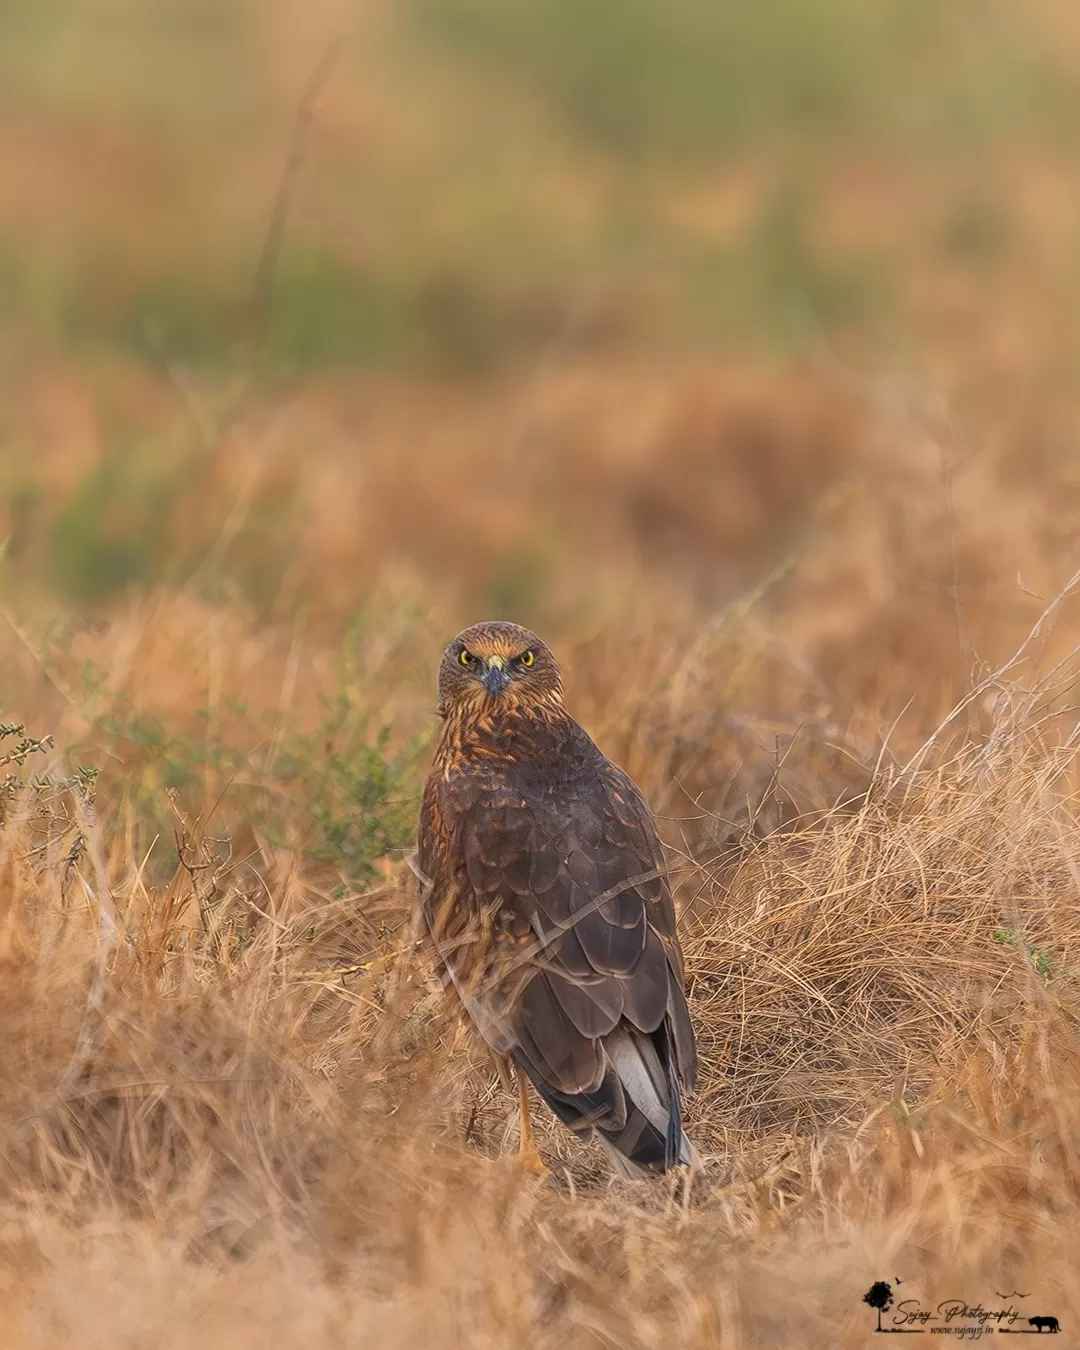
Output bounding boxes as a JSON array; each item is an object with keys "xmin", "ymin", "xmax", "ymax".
[{"xmin": 422, "ymin": 754, "xmax": 697, "ymax": 1173}]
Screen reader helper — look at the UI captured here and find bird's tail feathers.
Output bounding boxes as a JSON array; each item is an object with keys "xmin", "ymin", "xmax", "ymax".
[
  {"xmin": 598, "ymin": 1025, "xmax": 695, "ymax": 1173},
  {"xmin": 596, "ymin": 1133, "xmax": 651, "ymax": 1180},
  {"xmin": 513, "ymin": 1022, "xmax": 696, "ymax": 1177}
]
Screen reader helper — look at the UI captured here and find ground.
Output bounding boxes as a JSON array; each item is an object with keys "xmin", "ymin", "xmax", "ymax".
[{"xmin": 1, "ymin": 2, "xmax": 1080, "ymax": 1345}]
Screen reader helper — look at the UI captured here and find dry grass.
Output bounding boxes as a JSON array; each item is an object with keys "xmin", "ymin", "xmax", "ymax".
[
  {"xmin": 5, "ymin": 3, "xmax": 1080, "ymax": 1344},
  {"xmin": 2, "ymin": 372, "xmax": 1080, "ymax": 1344}
]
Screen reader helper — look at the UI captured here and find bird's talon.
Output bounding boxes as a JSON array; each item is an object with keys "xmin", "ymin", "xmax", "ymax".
[{"xmin": 517, "ymin": 1146, "xmax": 549, "ymax": 1176}]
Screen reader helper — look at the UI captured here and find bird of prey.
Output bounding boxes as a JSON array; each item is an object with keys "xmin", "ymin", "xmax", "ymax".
[{"xmin": 417, "ymin": 620, "xmax": 698, "ymax": 1177}]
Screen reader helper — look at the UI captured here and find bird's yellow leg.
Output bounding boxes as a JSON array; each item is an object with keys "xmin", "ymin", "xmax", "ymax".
[{"xmin": 514, "ymin": 1063, "xmax": 548, "ymax": 1175}]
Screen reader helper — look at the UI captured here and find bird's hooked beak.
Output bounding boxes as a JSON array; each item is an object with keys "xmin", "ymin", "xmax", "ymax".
[{"xmin": 480, "ymin": 654, "xmax": 510, "ymax": 696}]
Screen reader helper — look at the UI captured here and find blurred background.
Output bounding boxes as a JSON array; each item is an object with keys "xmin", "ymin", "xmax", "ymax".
[
  {"xmin": 6, "ymin": 8, "xmax": 1080, "ymax": 1339},
  {"xmin": 3, "ymin": 0, "xmax": 1080, "ymax": 867}
]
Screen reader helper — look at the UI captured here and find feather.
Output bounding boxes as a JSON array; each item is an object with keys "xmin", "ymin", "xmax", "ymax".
[
  {"xmin": 419, "ymin": 620, "xmax": 698, "ymax": 1176},
  {"xmin": 514, "ymin": 974, "xmax": 605, "ymax": 1092},
  {"xmin": 547, "ymin": 971, "xmax": 623, "ymax": 1038},
  {"xmin": 596, "ymin": 1135, "xmax": 651, "ymax": 1180},
  {"xmin": 604, "ymin": 1026, "xmax": 669, "ymax": 1133},
  {"xmin": 592, "ymin": 1024, "xmax": 695, "ymax": 1171},
  {"xmin": 618, "ymin": 926, "xmax": 669, "ymax": 1034}
]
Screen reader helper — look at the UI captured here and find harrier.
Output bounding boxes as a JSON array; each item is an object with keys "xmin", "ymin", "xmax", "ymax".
[{"xmin": 417, "ymin": 621, "xmax": 697, "ymax": 1177}]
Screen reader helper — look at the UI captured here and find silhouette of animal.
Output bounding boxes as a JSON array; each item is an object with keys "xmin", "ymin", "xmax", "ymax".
[
  {"xmin": 418, "ymin": 621, "xmax": 698, "ymax": 1177},
  {"xmin": 1029, "ymin": 1316, "xmax": 1060, "ymax": 1333}
]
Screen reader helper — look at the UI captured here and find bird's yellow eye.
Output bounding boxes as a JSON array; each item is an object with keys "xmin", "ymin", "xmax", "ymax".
[
  {"xmin": 459, "ymin": 648, "xmax": 475, "ymax": 667},
  {"xmin": 518, "ymin": 650, "xmax": 535, "ymax": 668}
]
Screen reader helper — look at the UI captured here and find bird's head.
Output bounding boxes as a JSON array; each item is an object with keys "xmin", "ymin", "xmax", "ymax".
[{"xmin": 437, "ymin": 621, "xmax": 563, "ymax": 718}]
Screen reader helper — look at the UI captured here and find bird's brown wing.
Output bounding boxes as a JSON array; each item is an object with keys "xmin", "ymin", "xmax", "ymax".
[{"xmin": 427, "ymin": 754, "xmax": 697, "ymax": 1103}]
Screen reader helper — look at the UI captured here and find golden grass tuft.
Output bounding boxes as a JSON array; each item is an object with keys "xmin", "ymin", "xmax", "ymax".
[
  {"xmin": 2, "ymin": 350, "xmax": 1080, "ymax": 1342},
  {"xmin": 2, "ymin": 581, "xmax": 1080, "ymax": 1344},
  {"xmin": 8, "ymin": 3, "xmax": 1080, "ymax": 1340}
]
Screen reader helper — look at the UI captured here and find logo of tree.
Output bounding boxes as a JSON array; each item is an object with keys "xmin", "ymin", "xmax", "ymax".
[{"xmin": 864, "ymin": 1281, "xmax": 894, "ymax": 1331}]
